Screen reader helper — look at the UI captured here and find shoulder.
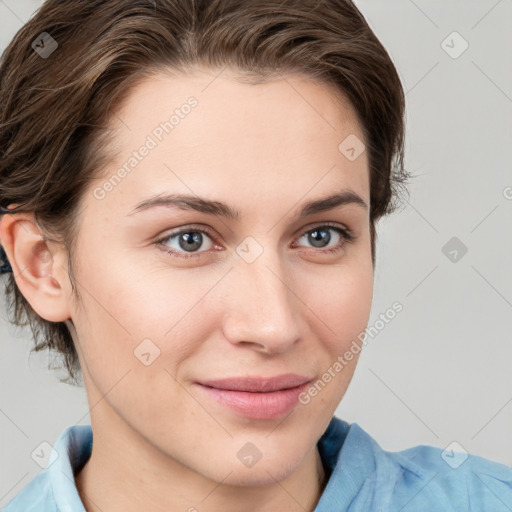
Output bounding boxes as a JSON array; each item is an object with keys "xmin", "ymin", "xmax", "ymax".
[
  {"xmin": 391, "ymin": 442, "xmax": 512, "ymax": 510},
  {"xmin": 1, "ymin": 470, "xmax": 56, "ymax": 512},
  {"xmin": 319, "ymin": 417, "xmax": 512, "ymax": 511},
  {"xmin": 1, "ymin": 424, "xmax": 92, "ymax": 512}
]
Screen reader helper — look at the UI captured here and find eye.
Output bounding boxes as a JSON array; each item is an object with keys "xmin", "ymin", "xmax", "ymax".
[
  {"xmin": 155, "ymin": 225, "xmax": 217, "ymax": 260},
  {"xmin": 294, "ymin": 223, "xmax": 354, "ymax": 255}
]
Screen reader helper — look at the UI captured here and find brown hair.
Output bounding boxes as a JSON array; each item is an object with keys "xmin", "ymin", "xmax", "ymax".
[{"xmin": 0, "ymin": 0, "xmax": 409, "ymax": 384}]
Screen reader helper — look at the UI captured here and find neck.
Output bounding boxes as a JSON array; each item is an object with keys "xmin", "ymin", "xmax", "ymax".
[{"xmin": 75, "ymin": 410, "xmax": 327, "ymax": 512}]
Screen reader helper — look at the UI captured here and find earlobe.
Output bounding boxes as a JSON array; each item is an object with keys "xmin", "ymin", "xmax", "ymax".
[{"xmin": 0, "ymin": 212, "xmax": 72, "ymax": 323}]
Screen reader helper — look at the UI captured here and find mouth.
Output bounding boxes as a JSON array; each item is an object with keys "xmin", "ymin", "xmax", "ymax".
[
  {"xmin": 193, "ymin": 373, "xmax": 313, "ymax": 420},
  {"xmin": 197, "ymin": 373, "xmax": 312, "ymax": 392}
]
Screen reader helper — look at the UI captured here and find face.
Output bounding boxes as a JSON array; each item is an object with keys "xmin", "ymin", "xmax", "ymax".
[{"xmin": 65, "ymin": 68, "xmax": 373, "ymax": 486}]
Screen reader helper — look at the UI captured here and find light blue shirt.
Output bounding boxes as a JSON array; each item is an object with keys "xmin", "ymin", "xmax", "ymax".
[{"xmin": 3, "ymin": 415, "xmax": 512, "ymax": 511}]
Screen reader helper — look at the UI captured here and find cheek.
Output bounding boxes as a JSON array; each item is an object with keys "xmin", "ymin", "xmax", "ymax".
[
  {"xmin": 307, "ymin": 258, "xmax": 374, "ymax": 346},
  {"xmin": 70, "ymin": 262, "xmax": 225, "ymax": 386},
  {"xmin": 69, "ymin": 270, "xmax": 212, "ymax": 437},
  {"xmin": 297, "ymin": 256, "xmax": 373, "ymax": 395}
]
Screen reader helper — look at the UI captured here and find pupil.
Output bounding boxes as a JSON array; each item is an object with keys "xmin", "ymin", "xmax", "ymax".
[
  {"xmin": 180, "ymin": 232, "xmax": 202, "ymax": 251},
  {"xmin": 309, "ymin": 228, "xmax": 330, "ymax": 248}
]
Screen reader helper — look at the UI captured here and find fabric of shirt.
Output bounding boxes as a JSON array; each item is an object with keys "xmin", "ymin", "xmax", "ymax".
[{"xmin": 2, "ymin": 415, "xmax": 512, "ymax": 511}]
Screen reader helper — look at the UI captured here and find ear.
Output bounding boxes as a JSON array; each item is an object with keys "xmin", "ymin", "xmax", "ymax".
[{"xmin": 0, "ymin": 211, "xmax": 72, "ymax": 322}]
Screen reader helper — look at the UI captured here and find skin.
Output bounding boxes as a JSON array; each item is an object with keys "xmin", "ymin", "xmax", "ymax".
[{"xmin": 0, "ymin": 68, "xmax": 374, "ymax": 512}]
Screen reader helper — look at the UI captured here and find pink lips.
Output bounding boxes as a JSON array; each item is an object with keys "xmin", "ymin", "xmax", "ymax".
[{"xmin": 194, "ymin": 373, "xmax": 312, "ymax": 420}]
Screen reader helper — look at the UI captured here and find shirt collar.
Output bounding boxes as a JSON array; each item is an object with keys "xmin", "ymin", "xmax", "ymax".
[
  {"xmin": 314, "ymin": 416, "xmax": 379, "ymax": 510},
  {"xmin": 48, "ymin": 424, "xmax": 92, "ymax": 512},
  {"xmin": 47, "ymin": 416, "xmax": 373, "ymax": 512}
]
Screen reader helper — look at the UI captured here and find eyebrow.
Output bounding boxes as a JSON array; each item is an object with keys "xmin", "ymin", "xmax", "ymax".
[{"xmin": 127, "ymin": 189, "xmax": 368, "ymax": 219}]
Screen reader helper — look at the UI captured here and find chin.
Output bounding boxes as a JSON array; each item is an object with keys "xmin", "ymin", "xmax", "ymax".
[
  {"xmin": 223, "ymin": 462, "xmax": 299, "ymax": 488},
  {"xmin": 200, "ymin": 445, "xmax": 307, "ymax": 488}
]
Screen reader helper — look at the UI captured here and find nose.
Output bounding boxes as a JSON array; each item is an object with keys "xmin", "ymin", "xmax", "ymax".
[{"xmin": 221, "ymin": 254, "xmax": 303, "ymax": 355}]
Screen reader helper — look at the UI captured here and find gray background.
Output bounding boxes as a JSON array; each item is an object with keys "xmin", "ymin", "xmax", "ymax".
[{"xmin": 1, "ymin": 0, "xmax": 511, "ymax": 507}]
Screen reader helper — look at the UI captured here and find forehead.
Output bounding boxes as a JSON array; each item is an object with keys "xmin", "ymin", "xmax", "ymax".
[{"xmin": 93, "ymin": 68, "xmax": 369, "ymax": 215}]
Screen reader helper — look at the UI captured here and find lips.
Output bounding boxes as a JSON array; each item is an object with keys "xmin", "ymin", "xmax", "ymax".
[
  {"xmin": 194, "ymin": 373, "xmax": 313, "ymax": 420},
  {"xmin": 196, "ymin": 373, "xmax": 312, "ymax": 392}
]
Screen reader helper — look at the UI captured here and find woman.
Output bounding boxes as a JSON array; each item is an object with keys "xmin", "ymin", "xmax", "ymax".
[{"xmin": 0, "ymin": 1, "xmax": 510, "ymax": 511}]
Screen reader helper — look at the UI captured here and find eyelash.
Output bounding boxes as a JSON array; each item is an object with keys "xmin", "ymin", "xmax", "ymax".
[{"xmin": 154, "ymin": 222, "xmax": 355, "ymax": 260}]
